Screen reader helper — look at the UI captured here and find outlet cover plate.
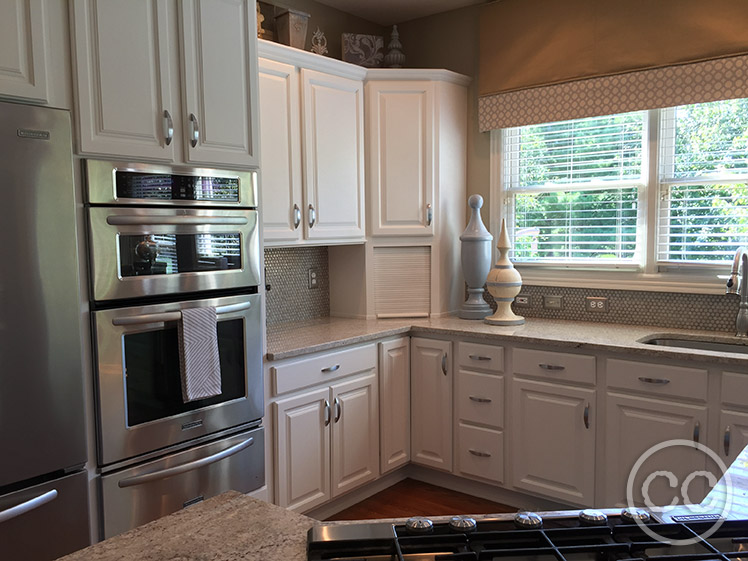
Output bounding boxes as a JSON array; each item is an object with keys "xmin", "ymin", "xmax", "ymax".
[
  {"xmin": 514, "ymin": 294, "xmax": 532, "ymax": 308},
  {"xmin": 585, "ymin": 296, "xmax": 609, "ymax": 312},
  {"xmin": 308, "ymin": 267, "xmax": 319, "ymax": 289}
]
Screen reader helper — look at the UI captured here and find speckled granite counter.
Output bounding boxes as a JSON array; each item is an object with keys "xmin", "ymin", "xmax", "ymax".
[
  {"xmin": 57, "ymin": 492, "xmax": 315, "ymax": 561},
  {"xmin": 267, "ymin": 316, "xmax": 748, "ymax": 366}
]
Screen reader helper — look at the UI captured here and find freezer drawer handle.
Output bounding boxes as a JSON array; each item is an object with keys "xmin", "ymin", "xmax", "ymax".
[
  {"xmin": 112, "ymin": 301, "xmax": 251, "ymax": 326},
  {"xmin": 0, "ymin": 489, "xmax": 57, "ymax": 524},
  {"xmin": 106, "ymin": 215, "xmax": 248, "ymax": 226},
  {"xmin": 117, "ymin": 437, "xmax": 254, "ymax": 488}
]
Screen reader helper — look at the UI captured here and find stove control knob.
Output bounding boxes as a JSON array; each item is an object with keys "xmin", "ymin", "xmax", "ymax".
[
  {"xmin": 621, "ymin": 508, "xmax": 651, "ymax": 524},
  {"xmin": 514, "ymin": 511, "xmax": 543, "ymax": 529},
  {"xmin": 449, "ymin": 516, "xmax": 477, "ymax": 533},
  {"xmin": 405, "ymin": 516, "xmax": 434, "ymax": 534},
  {"xmin": 579, "ymin": 509, "xmax": 608, "ymax": 526}
]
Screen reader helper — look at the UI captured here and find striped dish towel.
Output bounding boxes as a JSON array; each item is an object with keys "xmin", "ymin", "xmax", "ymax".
[{"xmin": 178, "ymin": 307, "xmax": 222, "ymax": 403}]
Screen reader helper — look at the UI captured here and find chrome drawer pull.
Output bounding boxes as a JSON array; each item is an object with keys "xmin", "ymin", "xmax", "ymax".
[
  {"xmin": 469, "ymin": 396, "xmax": 492, "ymax": 403},
  {"xmin": 693, "ymin": 421, "xmax": 701, "ymax": 444},
  {"xmin": 469, "ymin": 355, "xmax": 492, "ymax": 361},
  {"xmin": 308, "ymin": 204, "xmax": 316, "ymax": 228},
  {"xmin": 112, "ymin": 302, "xmax": 251, "ymax": 326},
  {"xmin": 441, "ymin": 354, "xmax": 448, "ymax": 376},
  {"xmin": 468, "ymin": 449, "xmax": 491, "ymax": 458},
  {"xmin": 0, "ymin": 490, "xmax": 57, "ymax": 524},
  {"xmin": 117, "ymin": 437, "xmax": 254, "ymax": 488},
  {"xmin": 189, "ymin": 112, "xmax": 199, "ymax": 147},
  {"xmin": 334, "ymin": 397, "xmax": 341, "ymax": 423},
  {"xmin": 724, "ymin": 425, "xmax": 731, "ymax": 456},
  {"xmin": 638, "ymin": 376, "xmax": 670, "ymax": 385},
  {"xmin": 163, "ymin": 109, "xmax": 173, "ymax": 145},
  {"xmin": 293, "ymin": 204, "xmax": 301, "ymax": 229},
  {"xmin": 584, "ymin": 402, "xmax": 590, "ymax": 429},
  {"xmin": 539, "ymin": 363, "xmax": 565, "ymax": 371},
  {"xmin": 426, "ymin": 203, "xmax": 433, "ymax": 226},
  {"xmin": 324, "ymin": 400, "xmax": 331, "ymax": 426},
  {"xmin": 321, "ymin": 364, "xmax": 340, "ymax": 373}
]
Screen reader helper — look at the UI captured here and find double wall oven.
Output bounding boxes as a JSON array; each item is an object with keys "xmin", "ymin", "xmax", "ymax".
[{"xmin": 85, "ymin": 160, "xmax": 264, "ymax": 539}]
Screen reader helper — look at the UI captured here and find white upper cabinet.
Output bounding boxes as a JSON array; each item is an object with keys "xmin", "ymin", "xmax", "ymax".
[
  {"xmin": 0, "ymin": 0, "xmax": 47, "ymax": 102},
  {"xmin": 72, "ymin": 0, "xmax": 259, "ymax": 167}
]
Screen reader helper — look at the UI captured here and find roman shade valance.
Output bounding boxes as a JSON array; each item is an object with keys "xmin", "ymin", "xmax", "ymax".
[{"xmin": 478, "ymin": 0, "xmax": 748, "ymax": 131}]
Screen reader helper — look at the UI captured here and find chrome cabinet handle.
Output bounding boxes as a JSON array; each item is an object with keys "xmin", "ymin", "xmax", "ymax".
[
  {"xmin": 693, "ymin": 421, "xmax": 701, "ymax": 444},
  {"xmin": 441, "ymin": 354, "xmax": 448, "ymax": 376},
  {"xmin": 106, "ymin": 215, "xmax": 248, "ymax": 226},
  {"xmin": 293, "ymin": 204, "xmax": 301, "ymax": 229},
  {"xmin": 0, "ymin": 490, "xmax": 57, "ymax": 524},
  {"xmin": 189, "ymin": 113, "xmax": 199, "ymax": 147},
  {"xmin": 112, "ymin": 301, "xmax": 251, "ymax": 326},
  {"xmin": 638, "ymin": 376, "xmax": 671, "ymax": 385},
  {"xmin": 724, "ymin": 425, "xmax": 731, "ymax": 456},
  {"xmin": 469, "ymin": 396, "xmax": 492, "ymax": 403},
  {"xmin": 308, "ymin": 204, "xmax": 316, "ymax": 228},
  {"xmin": 426, "ymin": 203, "xmax": 433, "ymax": 226},
  {"xmin": 334, "ymin": 397, "xmax": 341, "ymax": 423},
  {"xmin": 118, "ymin": 437, "xmax": 253, "ymax": 488},
  {"xmin": 584, "ymin": 403, "xmax": 590, "ymax": 429},
  {"xmin": 468, "ymin": 449, "xmax": 491, "ymax": 458},
  {"xmin": 321, "ymin": 364, "xmax": 340, "ymax": 373},
  {"xmin": 539, "ymin": 363, "xmax": 565, "ymax": 371},
  {"xmin": 163, "ymin": 110, "xmax": 174, "ymax": 145},
  {"xmin": 324, "ymin": 400, "xmax": 331, "ymax": 426},
  {"xmin": 469, "ymin": 355, "xmax": 491, "ymax": 361}
]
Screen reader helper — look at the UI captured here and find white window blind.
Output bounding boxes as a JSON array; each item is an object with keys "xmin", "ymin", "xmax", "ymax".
[
  {"xmin": 658, "ymin": 98, "xmax": 748, "ymax": 264},
  {"xmin": 503, "ymin": 112, "xmax": 646, "ymax": 263}
]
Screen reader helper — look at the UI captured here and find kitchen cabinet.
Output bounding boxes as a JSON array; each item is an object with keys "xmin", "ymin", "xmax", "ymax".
[
  {"xmin": 379, "ymin": 337, "xmax": 410, "ymax": 474},
  {"xmin": 0, "ymin": 0, "xmax": 47, "ymax": 102},
  {"xmin": 72, "ymin": 0, "xmax": 259, "ymax": 168},
  {"xmin": 410, "ymin": 337, "xmax": 452, "ymax": 472},
  {"xmin": 258, "ymin": 40, "xmax": 366, "ymax": 246},
  {"xmin": 721, "ymin": 372, "xmax": 748, "ymax": 465}
]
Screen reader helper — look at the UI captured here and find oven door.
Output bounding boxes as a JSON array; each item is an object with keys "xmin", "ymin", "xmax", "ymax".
[
  {"xmin": 88, "ymin": 206, "xmax": 260, "ymax": 301},
  {"xmin": 93, "ymin": 293, "xmax": 262, "ymax": 466}
]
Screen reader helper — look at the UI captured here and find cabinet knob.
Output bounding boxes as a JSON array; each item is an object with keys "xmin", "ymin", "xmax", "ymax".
[
  {"xmin": 308, "ymin": 204, "xmax": 316, "ymax": 228},
  {"xmin": 189, "ymin": 113, "xmax": 200, "ymax": 148},
  {"xmin": 163, "ymin": 110, "xmax": 173, "ymax": 146},
  {"xmin": 293, "ymin": 204, "xmax": 301, "ymax": 229}
]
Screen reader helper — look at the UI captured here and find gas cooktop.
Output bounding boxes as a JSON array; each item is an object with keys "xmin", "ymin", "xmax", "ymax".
[{"xmin": 308, "ymin": 509, "xmax": 748, "ymax": 561}]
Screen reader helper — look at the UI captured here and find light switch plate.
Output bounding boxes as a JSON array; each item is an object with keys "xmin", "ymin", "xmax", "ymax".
[{"xmin": 543, "ymin": 295, "xmax": 563, "ymax": 309}]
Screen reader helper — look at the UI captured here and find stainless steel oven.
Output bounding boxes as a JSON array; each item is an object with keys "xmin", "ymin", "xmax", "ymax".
[{"xmin": 93, "ymin": 292, "xmax": 262, "ymax": 466}]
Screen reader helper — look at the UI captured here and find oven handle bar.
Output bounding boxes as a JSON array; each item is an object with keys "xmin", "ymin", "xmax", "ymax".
[
  {"xmin": 0, "ymin": 490, "xmax": 57, "ymax": 524},
  {"xmin": 106, "ymin": 216, "xmax": 248, "ymax": 226},
  {"xmin": 112, "ymin": 301, "xmax": 251, "ymax": 326},
  {"xmin": 117, "ymin": 437, "xmax": 254, "ymax": 488}
]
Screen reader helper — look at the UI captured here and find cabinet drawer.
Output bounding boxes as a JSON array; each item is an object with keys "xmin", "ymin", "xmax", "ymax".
[
  {"xmin": 722, "ymin": 372, "xmax": 748, "ymax": 409},
  {"xmin": 456, "ymin": 370, "xmax": 504, "ymax": 428},
  {"xmin": 271, "ymin": 344, "xmax": 376, "ymax": 396},
  {"xmin": 513, "ymin": 348, "xmax": 595, "ymax": 386},
  {"xmin": 607, "ymin": 359, "xmax": 707, "ymax": 402},
  {"xmin": 456, "ymin": 423, "xmax": 504, "ymax": 484},
  {"xmin": 458, "ymin": 342, "xmax": 504, "ymax": 372}
]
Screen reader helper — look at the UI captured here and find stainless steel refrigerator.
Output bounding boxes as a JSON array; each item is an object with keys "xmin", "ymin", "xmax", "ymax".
[{"xmin": 0, "ymin": 101, "xmax": 90, "ymax": 559}]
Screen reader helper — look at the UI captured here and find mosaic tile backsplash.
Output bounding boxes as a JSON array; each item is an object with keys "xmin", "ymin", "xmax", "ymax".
[{"xmin": 264, "ymin": 247, "xmax": 330, "ymax": 326}]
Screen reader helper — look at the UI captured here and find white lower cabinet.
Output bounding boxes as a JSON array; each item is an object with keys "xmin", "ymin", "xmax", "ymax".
[
  {"xmin": 510, "ymin": 378, "xmax": 596, "ymax": 506},
  {"xmin": 721, "ymin": 409, "xmax": 748, "ymax": 466},
  {"xmin": 457, "ymin": 422, "xmax": 504, "ymax": 484},
  {"xmin": 379, "ymin": 338, "xmax": 411, "ymax": 474}
]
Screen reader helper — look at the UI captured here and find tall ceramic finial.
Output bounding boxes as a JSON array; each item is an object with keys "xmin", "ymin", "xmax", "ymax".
[
  {"xmin": 384, "ymin": 25, "xmax": 406, "ymax": 68},
  {"xmin": 459, "ymin": 194, "xmax": 493, "ymax": 319},
  {"xmin": 484, "ymin": 219, "xmax": 525, "ymax": 326}
]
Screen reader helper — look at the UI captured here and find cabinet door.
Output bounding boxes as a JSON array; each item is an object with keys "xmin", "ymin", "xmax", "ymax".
[
  {"xmin": 720, "ymin": 410, "xmax": 748, "ymax": 467},
  {"xmin": 274, "ymin": 387, "xmax": 330, "ymax": 511},
  {"xmin": 605, "ymin": 392, "xmax": 707, "ymax": 507},
  {"xmin": 366, "ymin": 81, "xmax": 434, "ymax": 236},
  {"xmin": 410, "ymin": 337, "xmax": 452, "ymax": 471},
  {"xmin": 511, "ymin": 378, "xmax": 595, "ymax": 506},
  {"xmin": 72, "ymin": 0, "xmax": 175, "ymax": 160},
  {"xmin": 301, "ymin": 69, "xmax": 365, "ymax": 241},
  {"xmin": 179, "ymin": 0, "xmax": 259, "ymax": 168},
  {"xmin": 0, "ymin": 0, "xmax": 47, "ymax": 102},
  {"xmin": 379, "ymin": 338, "xmax": 410, "ymax": 474},
  {"xmin": 331, "ymin": 372, "xmax": 379, "ymax": 497},
  {"xmin": 258, "ymin": 57, "xmax": 303, "ymax": 243}
]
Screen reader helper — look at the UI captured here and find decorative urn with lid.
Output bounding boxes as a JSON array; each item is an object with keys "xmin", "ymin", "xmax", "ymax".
[
  {"xmin": 484, "ymin": 218, "xmax": 525, "ymax": 326},
  {"xmin": 459, "ymin": 195, "xmax": 493, "ymax": 319}
]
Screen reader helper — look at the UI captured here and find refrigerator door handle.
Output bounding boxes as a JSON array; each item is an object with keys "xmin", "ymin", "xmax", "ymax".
[
  {"xmin": 117, "ymin": 437, "xmax": 254, "ymax": 488},
  {"xmin": 0, "ymin": 489, "xmax": 58, "ymax": 524}
]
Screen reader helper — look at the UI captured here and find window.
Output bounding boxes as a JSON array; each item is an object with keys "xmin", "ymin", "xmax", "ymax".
[{"xmin": 497, "ymin": 98, "xmax": 748, "ymax": 283}]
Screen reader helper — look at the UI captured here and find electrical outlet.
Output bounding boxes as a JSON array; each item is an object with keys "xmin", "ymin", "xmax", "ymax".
[
  {"xmin": 308, "ymin": 268, "xmax": 319, "ymax": 289},
  {"xmin": 585, "ymin": 296, "xmax": 609, "ymax": 312},
  {"xmin": 543, "ymin": 295, "xmax": 563, "ymax": 309},
  {"xmin": 514, "ymin": 294, "xmax": 532, "ymax": 308}
]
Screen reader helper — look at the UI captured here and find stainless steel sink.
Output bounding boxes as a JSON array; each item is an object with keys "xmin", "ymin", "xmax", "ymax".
[{"xmin": 642, "ymin": 336, "xmax": 748, "ymax": 354}]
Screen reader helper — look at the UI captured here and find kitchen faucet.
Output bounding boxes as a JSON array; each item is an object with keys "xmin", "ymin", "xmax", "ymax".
[{"xmin": 726, "ymin": 247, "xmax": 748, "ymax": 336}]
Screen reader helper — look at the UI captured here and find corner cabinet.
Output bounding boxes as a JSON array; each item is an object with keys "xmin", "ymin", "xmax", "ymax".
[
  {"xmin": 72, "ymin": 0, "xmax": 259, "ymax": 168},
  {"xmin": 0, "ymin": 0, "xmax": 47, "ymax": 102},
  {"xmin": 379, "ymin": 337, "xmax": 411, "ymax": 474}
]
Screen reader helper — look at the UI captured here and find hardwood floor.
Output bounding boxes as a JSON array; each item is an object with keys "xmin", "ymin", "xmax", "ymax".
[{"xmin": 325, "ymin": 478, "xmax": 516, "ymax": 521}]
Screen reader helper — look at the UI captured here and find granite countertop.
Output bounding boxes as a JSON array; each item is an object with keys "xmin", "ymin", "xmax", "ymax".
[
  {"xmin": 266, "ymin": 316, "xmax": 748, "ymax": 365},
  {"xmin": 58, "ymin": 492, "xmax": 315, "ymax": 561}
]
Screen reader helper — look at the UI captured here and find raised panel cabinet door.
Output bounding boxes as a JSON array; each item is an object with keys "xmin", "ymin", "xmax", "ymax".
[
  {"xmin": 719, "ymin": 410, "xmax": 748, "ymax": 469},
  {"xmin": 510, "ymin": 378, "xmax": 595, "ymax": 506},
  {"xmin": 379, "ymin": 337, "xmax": 410, "ymax": 474},
  {"xmin": 179, "ymin": 0, "xmax": 259, "ymax": 168},
  {"xmin": 366, "ymin": 81, "xmax": 434, "ymax": 236},
  {"xmin": 331, "ymin": 371, "xmax": 379, "ymax": 497},
  {"xmin": 605, "ymin": 392, "xmax": 707, "ymax": 508},
  {"xmin": 410, "ymin": 337, "xmax": 452, "ymax": 471},
  {"xmin": 72, "ymin": 0, "xmax": 175, "ymax": 160},
  {"xmin": 301, "ymin": 69, "xmax": 365, "ymax": 241},
  {"xmin": 0, "ymin": 0, "xmax": 47, "ymax": 101},
  {"xmin": 273, "ymin": 387, "xmax": 330, "ymax": 512},
  {"xmin": 258, "ymin": 57, "xmax": 302, "ymax": 243}
]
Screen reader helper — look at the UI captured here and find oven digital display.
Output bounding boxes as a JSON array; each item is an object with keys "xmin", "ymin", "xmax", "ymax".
[{"xmin": 115, "ymin": 171, "xmax": 240, "ymax": 202}]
